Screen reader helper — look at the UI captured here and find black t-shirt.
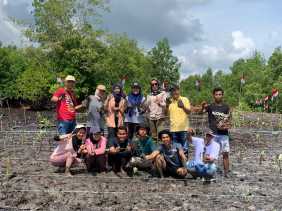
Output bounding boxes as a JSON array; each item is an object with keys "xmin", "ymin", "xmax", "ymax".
[
  {"xmin": 158, "ymin": 143, "xmax": 182, "ymax": 168},
  {"xmin": 109, "ymin": 138, "xmax": 132, "ymax": 151},
  {"xmin": 207, "ymin": 103, "xmax": 230, "ymax": 135}
]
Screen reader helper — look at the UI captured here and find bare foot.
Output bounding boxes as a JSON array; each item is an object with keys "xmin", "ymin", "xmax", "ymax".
[{"xmin": 65, "ymin": 168, "xmax": 72, "ymax": 177}]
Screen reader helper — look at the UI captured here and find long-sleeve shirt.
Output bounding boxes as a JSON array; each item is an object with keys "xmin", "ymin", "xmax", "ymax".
[
  {"xmin": 85, "ymin": 136, "xmax": 107, "ymax": 156},
  {"xmin": 86, "ymin": 95, "xmax": 104, "ymax": 131},
  {"xmin": 105, "ymin": 94, "xmax": 126, "ymax": 128},
  {"xmin": 145, "ymin": 91, "xmax": 167, "ymax": 120}
]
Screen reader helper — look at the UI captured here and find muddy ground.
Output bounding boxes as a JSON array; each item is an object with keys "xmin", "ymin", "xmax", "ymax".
[{"xmin": 0, "ymin": 109, "xmax": 282, "ymax": 210}]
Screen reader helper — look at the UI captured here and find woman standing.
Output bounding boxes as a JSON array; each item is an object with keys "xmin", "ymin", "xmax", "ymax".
[
  {"xmin": 104, "ymin": 84, "xmax": 126, "ymax": 141},
  {"xmin": 125, "ymin": 82, "xmax": 146, "ymax": 140}
]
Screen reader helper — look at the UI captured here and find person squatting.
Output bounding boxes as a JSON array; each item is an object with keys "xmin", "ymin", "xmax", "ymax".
[{"xmin": 49, "ymin": 75, "xmax": 232, "ymax": 182}]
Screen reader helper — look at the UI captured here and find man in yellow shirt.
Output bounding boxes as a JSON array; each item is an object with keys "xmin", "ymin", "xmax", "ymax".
[{"xmin": 168, "ymin": 85, "xmax": 191, "ymax": 150}]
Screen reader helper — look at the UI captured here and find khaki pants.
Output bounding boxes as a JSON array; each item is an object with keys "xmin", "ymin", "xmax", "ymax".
[{"xmin": 149, "ymin": 118, "xmax": 166, "ymax": 141}]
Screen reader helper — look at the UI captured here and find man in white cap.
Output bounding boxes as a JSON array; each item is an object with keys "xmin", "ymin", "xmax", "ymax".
[
  {"xmin": 51, "ymin": 75, "xmax": 82, "ymax": 135},
  {"xmin": 190, "ymin": 129, "xmax": 220, "ymax": 182}
]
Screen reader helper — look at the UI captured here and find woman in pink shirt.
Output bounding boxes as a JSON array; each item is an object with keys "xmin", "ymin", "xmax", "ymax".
[
  {"xmin": 49, "ymin": 125, "xmax": 87, "ymax": 176},
  {"xmin": 84, "ymin": 128, "xmax": 107, "ymax": 173}
]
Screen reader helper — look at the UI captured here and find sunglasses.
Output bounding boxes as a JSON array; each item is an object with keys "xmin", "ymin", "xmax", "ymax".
[{"xmin": 151, "ymin": 83, "xmax": 158, "ymax": 86}]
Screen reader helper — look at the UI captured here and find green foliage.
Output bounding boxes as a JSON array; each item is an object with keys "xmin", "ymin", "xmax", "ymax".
[
  {"xmin": 16, "ymin": 64, "xmax": 54, "ymax": 105},
  {"xmin": 181, "ymin": 52, "xmax": 282, "ymax": 113},
  {"xmin": 0, "ymin": 46, "xmax": 27, "ymax": 100},
  {"xmin": 268, "ymin": 47, "xmax": 282, "ymax": 78},
  {"xmin": 0, "ymin": 0, "xmax": 280, "ymax": 114},
  {"xmin": 148, "ymin": 38, "xmax": 180, "ymax": 85}
]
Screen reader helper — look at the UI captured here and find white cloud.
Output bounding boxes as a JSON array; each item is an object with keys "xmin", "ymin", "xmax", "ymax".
[
  {"xmin": 1, "ymin": 0, "xmax": 8, "ymax": 6},
  {"xmin": 232, "ymin": 30, "xmax": 255, "ymax": 52},
  {"xmin": 176, "ymin": 30, "xmax": 256, "ymax": 78},
  {"xmin": 0, "ymin": 0, "xmax": 30, "ymax": 46}
]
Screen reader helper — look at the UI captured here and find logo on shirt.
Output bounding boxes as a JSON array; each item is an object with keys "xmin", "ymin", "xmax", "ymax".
[
  {"xmin": 212, "ymin": 111, "xmax": 230, "ymax": 129},
  {"xmin": 65, "ymin": 93, "xmax": 75, "ymax": 112}
]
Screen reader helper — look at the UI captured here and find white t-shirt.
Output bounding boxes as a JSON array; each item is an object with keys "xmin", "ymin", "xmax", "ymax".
[
  {"xmin": 191, "ymin": 137, "xmax": 205, "ymax": 163},
  {"xmin": 204, "ymin": 140, "xmax": 220, "ymax": 160}
]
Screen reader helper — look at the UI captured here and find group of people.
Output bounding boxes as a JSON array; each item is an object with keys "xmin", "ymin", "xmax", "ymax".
[{"xmin": 49, "ymin": 75, "xmax": 232, "ymax": 181}]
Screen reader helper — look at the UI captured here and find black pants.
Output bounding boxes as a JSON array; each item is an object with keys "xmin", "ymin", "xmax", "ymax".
[
  {"xmin": 126, "ymin": 123, "xmax": 139, "ymax": 140},
  {"xmin": 108, "ymin": 153, "xmax": 131, "ymax": 173},
  {"xmin": 85, "ymin": 154, "xmax": 107, "ymax": 173}
]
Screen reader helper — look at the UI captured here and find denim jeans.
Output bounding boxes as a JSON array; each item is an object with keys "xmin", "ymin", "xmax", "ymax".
[
  {"xmin": 171, "ymin": 131, "xmax": 188, "ymax": 148},
  {"xmin": 107, "ymin": 127, "xmax": 117, "ymax": 143},
  {"xmin": 195, "ymin": 163, "xmax": 217, "ymax": 178},
  {"xmin": 57, "ymin": 120, "xmax": 76, "ymax": 135},
  {"xmin": 186, "ymin": 160, "xmax": 201, "ymax": 172}
]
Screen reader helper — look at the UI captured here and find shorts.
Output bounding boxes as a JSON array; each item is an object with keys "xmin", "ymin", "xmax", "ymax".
[
  {"xmin": 57, "ymin": 120, "xmax": 76, "ymax": 135},
  {"xmin": 214, "ymin": 135, "xmax": 230, "ymax": 153}
]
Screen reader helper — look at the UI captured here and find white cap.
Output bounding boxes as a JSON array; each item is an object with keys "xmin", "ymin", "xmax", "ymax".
[
  {"xmin": 59, "ymin": 134, "xmax": 70, "ymax": 139},
  {"xmin": 65, "ymin": 75, "xmax": 76, "ymax": 82},
  {"xmin": 75, "ymin": 124, "xmax": 86, "ymax": 130}
]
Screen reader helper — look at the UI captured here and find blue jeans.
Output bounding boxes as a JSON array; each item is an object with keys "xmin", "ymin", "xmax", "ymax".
[
  {"xmin": 57, "ymin": 120, "xmax": 76, "ymax": 135},
  {"xmin": 195, "ymin": 163, "xmax": 217, "ymax": 178},
  {"xmin": 172, "ymin": 131, "xmax": 188, "ymax": 148},
  {"xmin": 186, "ymin": 160, "xmax": 201, "ymax": 172}
]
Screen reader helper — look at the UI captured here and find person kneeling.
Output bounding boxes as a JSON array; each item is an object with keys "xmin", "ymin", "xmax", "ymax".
[
  {"xmin": 84, "ymin": 128, "xmax": 107, "ymax": 174},
  {"xmin": 108, "ymin": 126, "xmax": 133, "ymax": 176},
  {"xmin": 185, "ymin": 128, "xmax": 205, "ymax": 179},
  {"xmin": 146, "ymin": 130, "xmax": 187, "ymax": 178},
  {"xmin": 128, "ymin": 124, "xmax": 156, "ymax": 176},
  {"xmin": 192, "ymin": 130, "xmax": 220, "ymax": 182},
  {"xmin": 49, "ymin": 125, "xmax": 87, "ymax": 176}
]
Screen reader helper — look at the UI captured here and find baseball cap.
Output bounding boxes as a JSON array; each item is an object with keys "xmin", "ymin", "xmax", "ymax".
[
  {"xmin": 132, "ymin": 82, "xmax": 141, "ymax": 88},
  {"xmin": 205, "ymin": 129, "xmax": 215, "ymax": 137},
  {"xmin": 97, "ymin": 84, "xmax": 106, "ymax": 91},
  {"xmin": 65, "ymin": 75, "xmax": 76, "ymax": 82},
  {"xmin": 136, "ymin": 124, "xmax": 150, "ymax": 135}
]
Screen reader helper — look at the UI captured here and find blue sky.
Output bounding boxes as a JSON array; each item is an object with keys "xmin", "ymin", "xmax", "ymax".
[{"xmin": 0, "ymin": 0, "xmax": 281, "ymax": 78}]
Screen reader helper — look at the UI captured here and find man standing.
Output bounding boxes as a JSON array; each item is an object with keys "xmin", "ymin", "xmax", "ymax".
[
  {"xmin": 145, "ymin": 79, "xmax": 167, "ymax": 141},
  {"xmin": 51, "ymin": 75, "xmax": 82, "ymax": 135},
  {"xmin": 202, "ymin": 87, "xmax": 231, "ymax": 177},
  {"xmin": 168, "ymin": 85, "xmax": 191, "ymax": 148},
  {"xmin": 86, "ymin": 85, "xmax": 106, "ymax": 136}
]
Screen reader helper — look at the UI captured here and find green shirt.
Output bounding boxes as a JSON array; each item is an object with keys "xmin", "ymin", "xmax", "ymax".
[{"xmin": 133, "ymin": 136, "xmax": 156, "ymax": 157}]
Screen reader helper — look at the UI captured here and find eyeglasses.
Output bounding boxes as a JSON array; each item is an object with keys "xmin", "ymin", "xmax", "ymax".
[{"xmin": 151, "ymin": 83, "xmax": 158, "ymax": 86}]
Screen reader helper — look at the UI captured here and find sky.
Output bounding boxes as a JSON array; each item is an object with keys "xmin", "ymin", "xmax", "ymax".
[{"xmin": 0, "ymin": 0, "xmax": 281, "ymax": 79}]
